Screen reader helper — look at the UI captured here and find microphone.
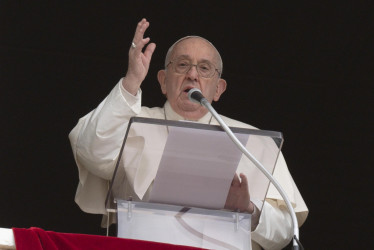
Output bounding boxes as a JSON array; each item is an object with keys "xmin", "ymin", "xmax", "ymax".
[
  {"xmin": 188, "ymin": 88, "xmax": 207, "ymax": 104},
  {"xmin": 188, "ymin": 88, "xmax": 302, "ymax": 249}
]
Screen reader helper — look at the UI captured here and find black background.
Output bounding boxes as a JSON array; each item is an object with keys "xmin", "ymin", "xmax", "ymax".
[{"xmin": 1, "ymin": 1, "xmax": 373, "ymax": 249}]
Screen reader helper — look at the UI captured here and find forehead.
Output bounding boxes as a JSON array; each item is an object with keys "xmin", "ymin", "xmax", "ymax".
[{"xmin": 171, "ymin": 38, "xmax": 218, "ymax": 62}]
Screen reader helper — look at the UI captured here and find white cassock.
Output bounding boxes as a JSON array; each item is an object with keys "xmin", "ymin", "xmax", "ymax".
[{"xmin": 69, "ymin": 79, "xmax": 308, "ymax": 250}]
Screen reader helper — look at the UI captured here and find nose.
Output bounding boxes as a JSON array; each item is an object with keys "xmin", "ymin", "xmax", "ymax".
[{"xmin": 186, "ymin": 64, "xmax": 199, "ymax": 80}]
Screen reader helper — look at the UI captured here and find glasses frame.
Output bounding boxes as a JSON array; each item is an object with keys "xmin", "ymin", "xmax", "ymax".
[{"xmin": 166, "ymin": 60, "xmax": 221, "ymax": 78}]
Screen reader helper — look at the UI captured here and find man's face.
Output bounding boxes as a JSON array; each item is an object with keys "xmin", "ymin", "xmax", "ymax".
[{"xmin": 157, "ymin": 38, "xmax": 226, "ymax": 120}]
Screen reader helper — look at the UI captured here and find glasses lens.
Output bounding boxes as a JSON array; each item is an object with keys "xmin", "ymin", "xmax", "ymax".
[
  {"xmin": 174, "ymin": 59, "xmax": 191, "ymax": 74},
  {"xmin": 173, "ymin": 59, "xmax": 216, "ymax": 78},
  {"xmin": 197, "ymin": 62, "xmax": 214, "ymax": 78}
]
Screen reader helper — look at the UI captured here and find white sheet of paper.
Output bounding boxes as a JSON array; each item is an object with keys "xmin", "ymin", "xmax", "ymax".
[{"xmin": 150, "ymin": 125, "xmax": 249, "ymax": 209}]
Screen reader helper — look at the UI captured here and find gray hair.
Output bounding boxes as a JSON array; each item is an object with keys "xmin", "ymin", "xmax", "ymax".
[{"xmin": 164, "ymin": 36, "xmax": 223, "ymax": 75}]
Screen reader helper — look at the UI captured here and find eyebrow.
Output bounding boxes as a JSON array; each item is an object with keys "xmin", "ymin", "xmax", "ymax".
[{"xmin": 175, "ymin": 55, "xmax": 214, "ymax": 64}]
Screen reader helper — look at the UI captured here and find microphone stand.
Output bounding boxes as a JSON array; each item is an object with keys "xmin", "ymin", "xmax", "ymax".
[{"xmin": 189, "ymin": 89, "xmax": 302, "ymax": 249}]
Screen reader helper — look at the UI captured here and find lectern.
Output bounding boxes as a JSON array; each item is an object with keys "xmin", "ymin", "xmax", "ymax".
[{"xmin": 105, "ymin": 117, "xmax": 283, "ymax": 250}]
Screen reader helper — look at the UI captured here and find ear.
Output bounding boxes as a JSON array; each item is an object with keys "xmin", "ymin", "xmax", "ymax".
[
  {"xmin": 157, "ymin": 70, "xmax": 167, "ymax": 95},
  {"xmin": 213, "ymin": 78, "xmax": 227, "ymax": 102}
]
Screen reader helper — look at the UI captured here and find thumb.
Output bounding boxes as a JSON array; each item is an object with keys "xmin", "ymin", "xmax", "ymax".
[{"xmin": 239, "ymin": 173, "xmax": 249, "ymax": 190}]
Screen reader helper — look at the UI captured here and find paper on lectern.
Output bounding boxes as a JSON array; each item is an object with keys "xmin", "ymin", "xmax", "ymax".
[{"xmin": 149, "ymin": 126, "xmax": 249, "ymax": 209}]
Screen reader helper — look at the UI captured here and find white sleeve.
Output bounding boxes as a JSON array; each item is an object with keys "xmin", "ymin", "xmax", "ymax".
[
  {"xmin": 251, "ymin": 200, "xmax": 293, "ymax": 250},
  {"xmin": 68, "ymin": 79, "xmax": 142, "ymax": 214},
  {"xmin": 70, "ymin": 79, "xmax": 141, "ymax": 180},
  {"xmin": 250, "ymin": 153, "xmax": 308, "ymax": 249}
]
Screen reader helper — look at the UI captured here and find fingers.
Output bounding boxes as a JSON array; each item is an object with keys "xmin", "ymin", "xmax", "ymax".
[
  {"xmin": 131, "ymin": 18, "xmax": 151, "ymax": 53},
  {"xmin": 231, "ymin": 173, "xmax": 240, "ymax": 187},
  {"xmin": 134, "ymin": 18, "xmax": 149, "ymax": 42},
  {"xmin": 232, "ymin": 173, "xmax": 249, "ymax": 188},
  {"xmin": 226, "ymin": 173, "xmax": 251, "ymax": 212},
  {"xmin": 143, "ymin": 42, "xmax": 156, "ymax": 61},
  {"xmin": 239, "ymin": 173, "xmax": 249, "ymax": 190},
  {"xmin": 125, "ymin": 18, "xmax": 155, "ymax": 85}
]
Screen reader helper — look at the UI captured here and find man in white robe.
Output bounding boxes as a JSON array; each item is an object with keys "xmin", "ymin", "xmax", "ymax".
[{"xmin": 69, "ymin": 18, "xmax": 308, "ymax": 250}]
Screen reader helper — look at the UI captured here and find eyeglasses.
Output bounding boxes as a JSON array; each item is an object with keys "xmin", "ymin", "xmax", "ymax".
[{"xmin": 166, "ymin": 59, "xmax": 221, "ymax": 78}]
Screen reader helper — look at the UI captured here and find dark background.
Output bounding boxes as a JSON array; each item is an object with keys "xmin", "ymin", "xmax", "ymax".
[{"xmin": 1, "ymin": 1, "xmax": 373, "ymax": 249}]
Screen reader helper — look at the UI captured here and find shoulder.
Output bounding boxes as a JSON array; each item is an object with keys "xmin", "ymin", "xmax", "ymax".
[
  {"xmin": 217, "ymin": 114, "xmax": 258, "ymax": 130},
  {"xmin": 139, "ymin": 105, "xmax": 165, "ymax": 119}
]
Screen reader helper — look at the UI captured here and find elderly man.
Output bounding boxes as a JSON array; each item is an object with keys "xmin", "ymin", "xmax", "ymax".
[{"xmin": 69, "ymin": 18, "xmax": 308, "ymax": 250}]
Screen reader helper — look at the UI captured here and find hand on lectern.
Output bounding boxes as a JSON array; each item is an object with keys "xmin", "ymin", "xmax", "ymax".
[{"xmin": 224, "ymin": 173, "xmax": 255, "ymax": 214}]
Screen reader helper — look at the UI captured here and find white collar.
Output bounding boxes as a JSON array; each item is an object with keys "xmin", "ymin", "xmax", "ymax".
[{"xmin": 163, "ymin": 101, "xmax": 213, "ymax": 124}]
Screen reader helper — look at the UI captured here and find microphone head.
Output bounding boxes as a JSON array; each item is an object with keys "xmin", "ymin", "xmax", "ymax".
[{"xmin": 188, "ymin": 88, "xmax": 205, "ymax": 104}]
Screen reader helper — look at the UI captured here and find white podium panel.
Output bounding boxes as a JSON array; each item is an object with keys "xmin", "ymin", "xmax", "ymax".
[
  {"xmin": 117, "ymin": 200, "xmax": 252, "ymax": 250},
  {"xmin": 105, "ymin": 117, "xmax": 284, "ymax": 250}
]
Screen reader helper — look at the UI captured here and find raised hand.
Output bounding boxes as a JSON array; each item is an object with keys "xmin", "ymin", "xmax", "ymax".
[{"xmin": 122, "ymin": 18, "xmax": 156, "ymax": 95}]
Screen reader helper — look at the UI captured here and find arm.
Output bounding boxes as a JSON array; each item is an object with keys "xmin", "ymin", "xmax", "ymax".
[
  {"xmin": 216, "ymin": 115, "xmax": 307, "ymax": 249},
  {"xmin": 224, "ymin": 175, "xmax": 293, "ymax": 249},
  {"xmin": 70, "ymin": 18, "xmax": 156, "ymax": 180},
  {"xmin": 69, "ymin": 19, "xmax": 156, "ymax": 213},
  {"xmin": 252, "ymin": 200, "xmax": 293, "ymax": 250}
]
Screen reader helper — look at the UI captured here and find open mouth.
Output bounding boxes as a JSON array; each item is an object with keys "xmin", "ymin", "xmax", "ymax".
[{"xmin": 183, "ymin": 87, "xmax": 195, "ymax": 93}]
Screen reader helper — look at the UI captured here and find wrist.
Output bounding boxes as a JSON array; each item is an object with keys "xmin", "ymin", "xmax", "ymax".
[
  {"xmin": 249, "ymin": 202, "xmax": 261, "ymax": 231},
  {"xmin": 122, "ymin": 76, "xmax": 142, "ymax": 96}
]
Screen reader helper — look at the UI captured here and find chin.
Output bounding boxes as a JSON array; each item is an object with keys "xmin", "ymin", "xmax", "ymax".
[{"xmin": 179, "ymin": 101, "xmax": 200, "ymax": 111}]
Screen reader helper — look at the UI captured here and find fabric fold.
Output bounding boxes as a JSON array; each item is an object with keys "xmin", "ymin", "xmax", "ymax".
[{"xmin": 12, "ymin": 227, "xmax": 206, "ymax": 250}]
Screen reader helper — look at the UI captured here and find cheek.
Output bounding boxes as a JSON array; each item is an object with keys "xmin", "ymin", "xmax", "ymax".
[
  {"xmin": 204, "ymin": 85, "xmax": 218, "ymax": 100},
  {"xmin": 165, "ymin": 85, "xmax": 179, "ymax": 101},
  {"xmin": 166, "ymin": 84, "xmax": 175, "ymax": 94},
  {"xmin": 162, "ymin": 76, "xmax": 174, "ymax": 95},
  {"xmin": 167, "ymin": 78, "xmax": 183, "ymax": 93}
]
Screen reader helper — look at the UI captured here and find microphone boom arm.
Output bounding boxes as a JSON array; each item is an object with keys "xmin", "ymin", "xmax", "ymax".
[{"xmin": 188, "ymin": 88, "xmax": 301, "ymax": 249}]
